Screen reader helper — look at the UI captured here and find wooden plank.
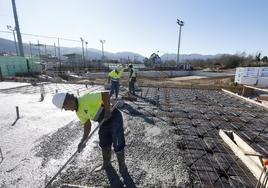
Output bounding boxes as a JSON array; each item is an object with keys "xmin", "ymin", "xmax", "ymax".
[
  {"xmin": 257, "ymin": 95, "xmax": 268, "ymax": 101},
  {"xmin": 244, "ymin": 85, "xmax": 268, "ymax": 93},
  {"xmin": 222, "ymin": 89, "xmax": 268, "ymax": 109},
  {"xmin": 219, "ymin": 129, "xmax": 267, "ymax": 187}
]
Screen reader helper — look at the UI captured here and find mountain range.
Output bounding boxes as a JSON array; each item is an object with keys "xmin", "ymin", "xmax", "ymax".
[{"xmin": 0, "ymin": 37, "xmax": 220, "ymax": 62}]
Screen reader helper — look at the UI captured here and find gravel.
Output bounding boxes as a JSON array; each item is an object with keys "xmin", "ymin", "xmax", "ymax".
[
  {"xmin": 50, "ymin": 101, "xmax": 190, "ymax": 187},
  {"xmin": 35, "ymin": 121, "xmax": 83, "ymax": 167}
]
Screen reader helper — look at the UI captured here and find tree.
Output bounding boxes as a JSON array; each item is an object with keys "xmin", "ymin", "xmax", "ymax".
[
  {"xmin": 149, "ymin": 53, "xmax": 162, "ymax": 64},
  {"xmin": 143, "ymin": 57, "xmax": 153, "ymax": 67},
  {"xmin": 256, "ymin": 52, "xmax": 261, "ymax": 62},
  {"xmin": 262, "ymin": 56, "xmax": 268, "ymax": 62}
]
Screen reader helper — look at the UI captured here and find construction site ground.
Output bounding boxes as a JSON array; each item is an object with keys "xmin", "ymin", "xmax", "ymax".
[
  {"xmin": 0, "ymin": 79, "xmax": 267, "ymax": 187},
  {"xmin": 86, "ymin": 75, "xmax": 237, "ymax": 91}
]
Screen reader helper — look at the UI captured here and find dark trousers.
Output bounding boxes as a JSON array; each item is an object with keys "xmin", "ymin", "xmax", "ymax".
[
  {"xmin": 110, "ymin": 81, "xmax": 119, "ymax": 98},
  {"xmin": 129, "ymin": 78, "xmax": 136, "ymax": 95},
  {"xmin": 98, "ymin": 109, "xmax": 125, "ymax": 152}
]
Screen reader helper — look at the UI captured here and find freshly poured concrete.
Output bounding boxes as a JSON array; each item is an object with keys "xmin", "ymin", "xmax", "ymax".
[{"xmin": 0, "ymin": 83, "xmax": 190, "ymax": 187}]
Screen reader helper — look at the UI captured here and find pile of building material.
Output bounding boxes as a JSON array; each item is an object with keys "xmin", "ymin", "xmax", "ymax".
[{"xmin": 235, "ymin": 67, "xmax": 268, "ymax": 87}]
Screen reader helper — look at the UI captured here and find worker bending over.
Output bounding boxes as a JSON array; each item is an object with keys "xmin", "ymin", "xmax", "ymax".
[{"xmin": 52, "ymin": 91, "xmax": 127, "ymax": 173}]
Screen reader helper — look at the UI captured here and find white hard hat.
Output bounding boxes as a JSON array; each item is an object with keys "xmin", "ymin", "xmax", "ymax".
[
  {"xmin": 115, "ymin": 65, "xmax": 121, "ymax": 71},
  {"xmin": 52, "ymin": 93, "xmax": 67, "ymax": 109}
]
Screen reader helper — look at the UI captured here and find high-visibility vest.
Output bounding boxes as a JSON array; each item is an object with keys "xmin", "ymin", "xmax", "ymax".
[
  {"xmin": 76, "ymin": 92, "xmax": 103, "ymax": 124},
  {"xmin": 130, "ymin": 68, "xmax": 136, "ymax": 78},
  {"xmin": 108, "ymin": 69, "xmax": 124, "ymax": 82}
]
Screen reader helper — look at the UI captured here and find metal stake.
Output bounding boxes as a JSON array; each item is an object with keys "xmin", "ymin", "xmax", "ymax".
[
  {"xmin": 16, "ymin": 106, "xmax": 19, "ymax": 119},
  {"xmin": 0, "ymin": 147, "xmax": 3, "ymax": 164}
]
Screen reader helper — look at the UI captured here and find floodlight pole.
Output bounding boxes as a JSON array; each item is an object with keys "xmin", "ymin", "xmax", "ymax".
[
  {"xmin": 7, "ymin": 25, "xmax": 18, "ymax": 56},
  {"xmin": 54, "ymin": 42, "xmax": 57, "ymax": 57},
  {"xmin": 100, "ymin": 40, "xmax": 105, "ymax": 62},
  {"xmin": 44, "ymin": 44, "xmax": 47, "ymax": 55},
  {"xmin": 11, "ymin": 0, "xmax": 24, "ymax": 57},
  {"xmin": 85, "ymin": 41, "xmax": 88, "ymax": 61},
  {"xmin": 176, "ymin": 19, "xmax": 184, "ymax": 68},
  {"xmin": 58, "ymin": 38, "xmax": 61, "ymax": 73},
  {"xmin": 29, "ymin": 42, "xmax": 33, "ymax": 58},
  {"xmin": 80, "ymin": 37, "xmax": 86, "ymax": 69},
  {"xmin": 37, "ymin": 40, "xmax": 41, "ymax": 58}
]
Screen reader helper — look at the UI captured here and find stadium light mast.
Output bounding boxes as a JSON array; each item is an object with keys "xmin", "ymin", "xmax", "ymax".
[
  {"xmin": 176, "ymin": 19, "xmax": 184, "ymax": 67},
  {"xmin": 6, "ymin": 25, "xmax": 18, "ymax": 56},
  {"xmin": 80, "ymin": 37, "xmax": 86, "ymax": 69},
  {"xmin": 100, "ymin": 40, "xmax": 106, "ymax": 62},
  {"xmin": 11, "ymin": 0, "xmax": 24, "ymax": 57},
  {"xmin": 85, "ymin": 41, "xmax": 88, "ymax": 60}
]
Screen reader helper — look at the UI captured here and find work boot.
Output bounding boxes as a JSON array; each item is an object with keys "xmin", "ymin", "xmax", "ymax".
[
  {"xmin": 95, "ymin": 148, "xmax": 112, "ymax": 172},
  {"xmin": 116, "ymin": 149, "xmax": 127, "ymax": 174}
]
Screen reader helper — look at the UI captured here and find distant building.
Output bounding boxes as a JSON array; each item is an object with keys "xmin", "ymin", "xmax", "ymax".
[
  {"xmin": 105, "ymin": 62, "xmax": 145, "ymax": 70},
  {"xmin": 63, "ymin": 53, "xmax": 82, "ymax": 66}
]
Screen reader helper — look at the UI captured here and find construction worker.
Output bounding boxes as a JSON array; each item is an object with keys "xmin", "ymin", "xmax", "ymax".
[
  {"xmin": 128, "ymin": 64, "xmax": 137, "ymax": 95},
  {"xmin": 108, "ymin": 65, "xmax": 125, "ymax": 99},
  {"xmin": 52, "ymin": 91, "xmax": 127, "ymax": 173}
]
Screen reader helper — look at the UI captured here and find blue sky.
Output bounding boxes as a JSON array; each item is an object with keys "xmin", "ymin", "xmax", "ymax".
[{"xmin": 0, "ymin": 0, "xmax": 267, "ymax": 57}]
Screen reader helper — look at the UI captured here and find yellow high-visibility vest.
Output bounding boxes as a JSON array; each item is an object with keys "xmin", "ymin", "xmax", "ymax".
[
  {"xmin": 108, "ymin": 69, "xmax": 124, "ymax": 82},
  {"xmin": 130, "ymin": 68, "xmax": 136, "ymax": 78},
  {"xmin": 76, "ymin": 92, "xmax": 102, "ymax": 124}
]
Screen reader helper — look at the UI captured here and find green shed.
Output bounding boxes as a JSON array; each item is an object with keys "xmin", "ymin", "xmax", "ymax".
[{"xmin": 0, "ymin": 56, "xmax": 42, "ymax": 78}]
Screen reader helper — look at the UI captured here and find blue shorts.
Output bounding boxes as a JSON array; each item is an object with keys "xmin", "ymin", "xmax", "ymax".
[
  {"xmin": 110, "ymin": 81, "xmax": 119, "ymax": 97},
  {"xmin": 98, "ymin": 109, "xmax": 125, "ymax": 152}
]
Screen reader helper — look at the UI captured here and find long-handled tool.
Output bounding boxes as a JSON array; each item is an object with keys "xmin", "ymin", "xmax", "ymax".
[
  {"xmin": 0, "ymin": 147, "xmax": 3, "ymax": 165},
  {"xmin": 45, "ymin": 101, "xmax": 119, "ymax": 188}
]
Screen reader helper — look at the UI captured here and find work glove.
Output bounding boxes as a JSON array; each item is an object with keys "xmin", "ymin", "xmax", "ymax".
[{"xmin": 78, "ymin": 140, "xmax": 86, "ymax": 153}]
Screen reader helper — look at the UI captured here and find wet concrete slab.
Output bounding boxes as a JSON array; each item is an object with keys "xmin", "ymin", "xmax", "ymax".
[{"xmin": 1, "ymin": 83, "xmax": 267, "ymax": 187}]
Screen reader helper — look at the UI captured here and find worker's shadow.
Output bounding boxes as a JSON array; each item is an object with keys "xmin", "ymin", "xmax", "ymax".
[
  {"xmin": 105, "ymin": 165, "xmax": 136, "ymax": 188},
  {"xmin": 119, "ymin": 103, "xmax": 155, "ymax": 125},
  {"xmin": 119, "ymin": 103, "xmax": 142, "ymax": 116}
]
